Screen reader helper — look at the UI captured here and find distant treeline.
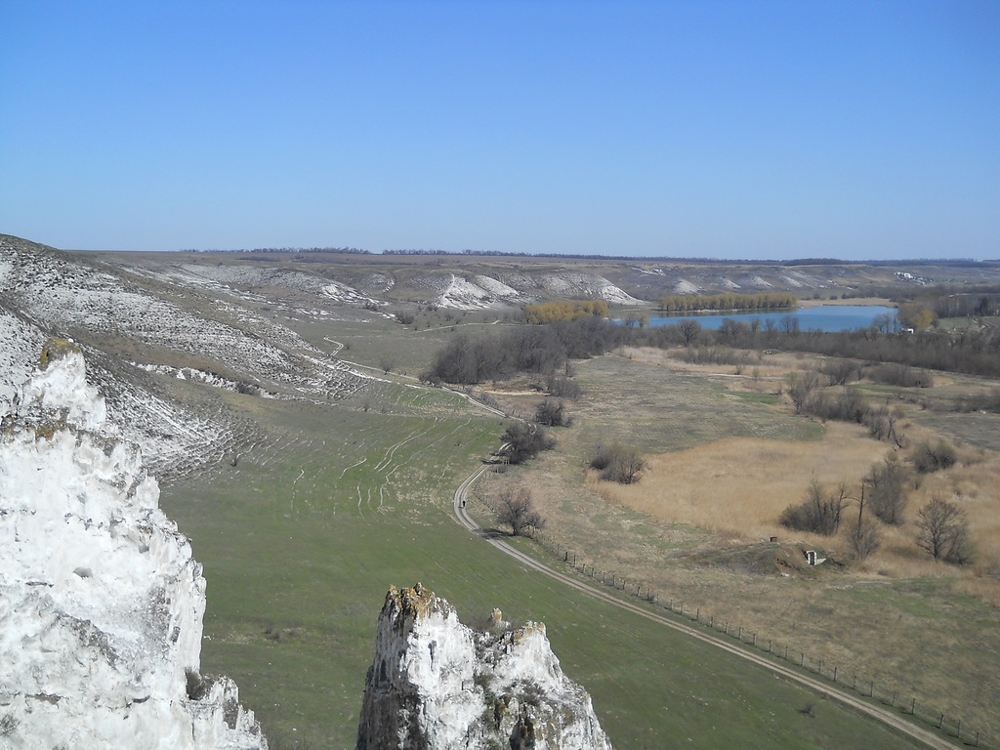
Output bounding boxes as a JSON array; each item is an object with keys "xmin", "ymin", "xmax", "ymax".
[
  {"xmin": 657, "ymin": 293, "xmax": 797, "ymax": 313},
  {"xmin": 916, "ymin": 290, "xmax": 1000, "ymax": 319},
  {"xmin": 184, "ymin": 247, "xmax": 370, "ymax": 254},
  {"xmin": 637, "ymin": 320, "xmax": 1000, "ymax": 379},
  {"xmin": 424, "ymin": 308, "xmax": 1000, "ymax": 386},
  {"xmin": 383, "ymin": 249, "xmax": 451, "ymax": 255},
  {"xmin": 523, "ymin": 300, "xmax": 609, "ymax": 324}
]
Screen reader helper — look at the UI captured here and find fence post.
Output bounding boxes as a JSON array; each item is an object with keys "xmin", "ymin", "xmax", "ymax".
[
  {"xmin": 869, "ymin": 680, "xmax": 874, "ymax": 698},
  {"xmin": 738, "ymin": 626, "xmax": 742, "ymax": 640},
  {"xmin": 910, "ymin": 697, "xmax": 915, "ymax": 716},
  {"xmin": 752, "ymin": 633, "xmax": 756, "ymax": 647},
  {"xmin": 938, "ymin": 714, "xmax": 943, "ymax": 729},
  {"xmin": 833, "ymin": 667, "xmax": 838, "ymax": 682}
]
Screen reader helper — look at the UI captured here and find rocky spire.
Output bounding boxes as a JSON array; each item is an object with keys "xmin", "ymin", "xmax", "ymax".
[
  {"xmin": 0, "ymin": 341, "xmax": 266, "ymax": 749},
  {"xmin": 356, "ymin": 583, "xmax": 613, "ymax": 750}
]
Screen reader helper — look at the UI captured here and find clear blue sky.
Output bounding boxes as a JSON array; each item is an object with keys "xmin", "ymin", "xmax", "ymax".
[{"xmin": 1, "ymin": 0, "xmax": 997, "ymax": 259}]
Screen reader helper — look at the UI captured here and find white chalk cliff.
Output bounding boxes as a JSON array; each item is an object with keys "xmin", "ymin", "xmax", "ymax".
[
  {"xmin": 0, "ymin": 340, "xmax": 265, "ymax": 749},
  {"xmin": 356, "ymin": 583, "xmax": 613, "ymax": 750}
]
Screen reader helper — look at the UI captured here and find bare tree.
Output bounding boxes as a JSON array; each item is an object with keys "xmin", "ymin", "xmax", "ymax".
[
  {"xmin": 787, "ymin": 371, "xmax": 821, "ymax": 414},
  {"xmin": 535, "ymin": 399, "xmax": 570, "ymax": 427},
  {"xmin": 911, "ymin": 440, "xmax": 958, "ymax": 474},
  {"xmin": 678, "ymin": 319, "xmax": 701, "ymax": 345},
  {"xmin": 501, "ymin": 422, "xmax": 555, "ymax": 464},
  {"xmin": 847, "ymin": 520, "xmax": 882, "ymax": 559},
  {"xmin": 779, "ymin": 480, "xmax": 847, "ymax": 535},
  {"xmin": 845, "ymin": 483, "xmax": 881, "ymax": 560},
  {"xmin": 495, "ymin": 487, "xmax": 546, "ymax": 537},
  {"xmin": 865, "ymin": 454, "xmax": 909, "ymax": 525},
  {"xmin": 820, "ymin": 358, "xmax": 858, "ymax": 386},
  {"xmin": 916, "ymin": 497, "xmax": 972, "ymax": 564}
]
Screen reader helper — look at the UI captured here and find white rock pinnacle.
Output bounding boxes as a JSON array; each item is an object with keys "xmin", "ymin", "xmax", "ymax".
[
  {"xmin": 356, "ymin": 583, "xmax": 613, "ymax": 750},
  {"xmin": 0, "ymin": 341, "xmax": 266, "ymax": 749}
]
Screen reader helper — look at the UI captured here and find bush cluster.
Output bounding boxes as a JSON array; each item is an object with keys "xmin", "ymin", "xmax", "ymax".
[
  {"xmin": 501, "ymin": 422, "xmax": 555, "ymax": 465},
  {"xmin": 424, "ymin": 316, "xmax": 623, "ymax": 385},
  {"xmin": 910, "ymin": 440, "xmax": 958, "ymax": 473},
  {"xmin": 589, "ymin": 443, "xmax": 644, "ymax": 484},
  {"xmin": 779, "ymin": 481, "xmax": 847, "ymax": 536}
]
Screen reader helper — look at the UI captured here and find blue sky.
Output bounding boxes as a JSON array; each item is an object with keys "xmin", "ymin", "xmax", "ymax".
[{"xmin": 1, "ymin": 0, "xmax": 997, "ymax": 259}]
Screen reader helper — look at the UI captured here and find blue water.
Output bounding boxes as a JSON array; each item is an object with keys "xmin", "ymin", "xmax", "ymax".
[{"xmin": 630, "ymin": 305, "xmax": 898, "ymax": 333}]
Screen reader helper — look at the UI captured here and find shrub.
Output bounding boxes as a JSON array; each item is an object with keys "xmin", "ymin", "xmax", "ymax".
[
  {"xmin": 547, "ymin": 374, "xmax": 582, "ymax": 399},
  {"xmin": 394, "ymin": 310, "xmax": 415, "ymax": 325},
  {"xmin": 865, "ymin": 363, "xmax": 933, "ymax": 388},
  {"xmin": 864, "ymin": 454, "xmax": 909, "ymax": 525},
  {"xmin": 820, "ymin": 358, "xmax": 859, "ymax": 386},
  {"xmin": 846, "ymin": 519, "xmax": 881, "ymax": 560},
  {"xmin": 677, "ymin": 347, "xmax": 742, "ymax": 366},
  {"xmin": 862, "ymin": 405, "xmax": 903, "ymax": 444},
  {"xmin": 779, "ymin": 480, "xmax": 847, "ymax": 536},
  {"xmin": 805, "ymin": 388, "xmax": 868, "ymax": 423},
  {"xmin": 911, "ymin": 440, "xmax": 957, "ymax": 473},
  {"xmin": 590, "ymin": 443, "xmax": 644, "ymax": 484},
  {"xmin": 534, "ymin": 399, "xmax": 571, "ymax": 427},
  {"xmin": 916, "ymin": 497, "xmax": 973, "ymax": 564},
  {"xmin": 493, "ymin": 486, "xmax": 545, "ymax": 536},
  {"xmin": 501, "ymin": 422, "xmax": 555, "ymax": 465}
]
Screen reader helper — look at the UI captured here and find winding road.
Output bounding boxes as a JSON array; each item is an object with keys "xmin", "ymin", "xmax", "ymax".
[{"xmin": 453, "ymin": 456, "xmax": 961, "ymax": 750}]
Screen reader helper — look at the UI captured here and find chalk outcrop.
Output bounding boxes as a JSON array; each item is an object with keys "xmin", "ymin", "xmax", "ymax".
[
  {"xmin": 0, "ymin": 341, "xmax": 265, "ymax": 749},
  {"xmin": 356, "ymin": 583, "xmax": 613, "ymax": 750}
]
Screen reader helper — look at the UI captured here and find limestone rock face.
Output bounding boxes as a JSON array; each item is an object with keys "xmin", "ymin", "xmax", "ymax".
[
  {"xmin": 0, "ymin": 342, "xmax": 266, "ymax": 749},
  {"xmin": 356, "ymin": 583, "xmax": 613, "ymax": 750}
]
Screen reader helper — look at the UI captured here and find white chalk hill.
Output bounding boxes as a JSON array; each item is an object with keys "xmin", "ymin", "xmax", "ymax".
[{"xmin": 0, "ymin": 341, "xmax": 266, "ymax": 749}]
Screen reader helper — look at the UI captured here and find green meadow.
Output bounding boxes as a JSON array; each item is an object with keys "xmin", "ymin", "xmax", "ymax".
[{"xmin": 160, "ymin": 382, "xmax": 928, "ymax": 750}]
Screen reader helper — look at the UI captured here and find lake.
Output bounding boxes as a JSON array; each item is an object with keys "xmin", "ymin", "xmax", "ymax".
[{"xmin": 627, "ymin": 305, "xmax": 898, "ymax": 333}]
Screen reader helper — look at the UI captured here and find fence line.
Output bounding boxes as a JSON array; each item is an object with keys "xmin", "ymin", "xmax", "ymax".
[{"xmin": 547, "ymin": 540, "xmax": 992, "ymax": 749}]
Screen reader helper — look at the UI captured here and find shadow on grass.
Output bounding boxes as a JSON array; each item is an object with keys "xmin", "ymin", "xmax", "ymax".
[{"xmin": 479, "ymin": 526, "xmax": 514, "ymax": 540}]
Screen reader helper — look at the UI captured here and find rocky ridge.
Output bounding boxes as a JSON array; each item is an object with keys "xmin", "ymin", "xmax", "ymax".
[
  {"xmin": 356, "ymin": 583, "xmax": 613, "ymax": 750},
  {"xmin": 0, "ymin": 341, "xmax": 266, "ymax": 749}
]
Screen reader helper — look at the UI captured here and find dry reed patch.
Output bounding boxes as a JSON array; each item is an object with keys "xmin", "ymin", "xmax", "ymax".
[{"xmin": 591, "ymin": 422, "xmax": 890, "ymax": 541}]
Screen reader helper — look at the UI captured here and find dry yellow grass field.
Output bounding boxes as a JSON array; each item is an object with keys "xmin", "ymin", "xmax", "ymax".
[
  {"xmin": 593, "ymin": 422, "xmax": 891, "ymax": 540},
  {"xmin": 478, "ymin": 348, "xmax": 1000, "ymax": 741}
]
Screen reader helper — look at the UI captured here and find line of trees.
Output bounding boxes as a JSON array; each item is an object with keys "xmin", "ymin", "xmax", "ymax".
[
  {"xmin": 423, "ymin": 316, "xmax": 624, "ymax": 384},
  {"xmin": 657, "ymin": 293, "xmax": 797, "ymax": 313},
  {"xmin": 523, "ymin": 300, "xmax": 609, "ymax": 324},
  {"xmin": 635, "ymin": 319, "xmax": 1000, "ymax": 379}
]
